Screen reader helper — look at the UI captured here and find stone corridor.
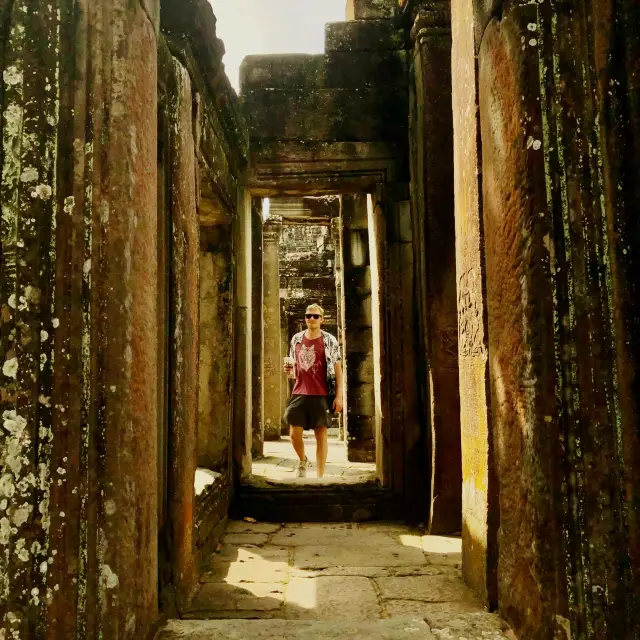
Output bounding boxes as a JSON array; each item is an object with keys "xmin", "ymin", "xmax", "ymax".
[
  {"xmin": 158, "ymin": 521, "xmax": 513, "ymax": 639},
  {"xmin": 2, "ymin": 0, "xmax": 640, "ymax": 636},
  {"xmin": 250, "ymin": 435, "xmax": 376, "ymax": 484}
]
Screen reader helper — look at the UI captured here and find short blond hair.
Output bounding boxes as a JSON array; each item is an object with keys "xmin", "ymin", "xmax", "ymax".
[{"xmin": 306, "ymin": 303, "xmax": 324, "ymax": 317}]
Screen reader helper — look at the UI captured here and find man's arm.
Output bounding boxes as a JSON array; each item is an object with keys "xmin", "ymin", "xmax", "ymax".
[{"xmin": 333, "ymin": 361, "xmax": 344, "ymax": 413}]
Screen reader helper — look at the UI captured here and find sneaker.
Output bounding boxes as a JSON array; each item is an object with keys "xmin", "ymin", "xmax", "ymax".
[{"xmin": 297, "ymin": 457, "xmax": 312, "ymax": 478}]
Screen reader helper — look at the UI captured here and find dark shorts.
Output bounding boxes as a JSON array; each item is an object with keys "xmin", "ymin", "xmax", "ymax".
[{"xmin": 284, "ymin": 394, "xmax": 331, "ymax": 431}]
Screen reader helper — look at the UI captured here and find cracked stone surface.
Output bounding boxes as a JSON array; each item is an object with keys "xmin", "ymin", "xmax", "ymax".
[
  {"xmin": 158, "ymin": 618, "xmax": 436, "ymax": 639},
  {"xmin": 172, "ymin": 520, "xmax": 513, "ymax": 638}
]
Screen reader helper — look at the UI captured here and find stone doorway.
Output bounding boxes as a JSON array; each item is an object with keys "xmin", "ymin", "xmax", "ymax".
[{"xmin": 250, "ymin": 195, "xmax": 379, "ymax": 486}]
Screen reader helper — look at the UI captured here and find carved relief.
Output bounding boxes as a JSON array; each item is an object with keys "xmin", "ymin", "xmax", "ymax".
[
  {"xmin": 411, "ymin": 2, "xmax": 451, "ymax": 45},
  {"xmin": 457, "ymin": 268, "xmax": 485, "ymax": 357}
]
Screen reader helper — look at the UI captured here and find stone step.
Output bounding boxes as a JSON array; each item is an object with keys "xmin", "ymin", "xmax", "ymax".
[
  {"xmin": 157, "ymin": 617, "xmax": 434, "ymax": 639},
  {"xmin": 231, "ymin": 481, "xmax": 398, "ymax": 522}
]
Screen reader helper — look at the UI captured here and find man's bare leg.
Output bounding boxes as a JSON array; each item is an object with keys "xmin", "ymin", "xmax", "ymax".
[
  {"xmin": 314, "ymin": 426, "xmax": 328, "ymax": 478},
  {"xmin": 290, "ymin": 426, "xmax": 305, "ymax": 461}
]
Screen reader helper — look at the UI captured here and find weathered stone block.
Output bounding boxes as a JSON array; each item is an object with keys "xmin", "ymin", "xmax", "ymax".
[
  {"xmin": 346, "ymin": 0, "xmax": 396, "ymax": 20},
  {"xmin": 284, "ymin": 576, "xmax": 380, "ymax": 620},
  {"xmin": 325, "ymin": 20, "xmax": 409, "ymax": 52},
  {"xmin": 243, "ymin": 88, "xmax": 408, "ymax": 143},
  {"xmin": 240, "ymin": 54, "xmax": 325, "ymax": 90},
  {"xmin": 324, "ymin": 51, "xmax": 408, "ymax": 88}
]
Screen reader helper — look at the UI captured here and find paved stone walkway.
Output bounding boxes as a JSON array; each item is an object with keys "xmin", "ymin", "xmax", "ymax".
[
  {"xmin": 171, "ymin": 520, "xmax": 514, "ymax": 639},
  {"xmin": 250, "ymin": 435, "xmax": 376, "ymax": 484}
]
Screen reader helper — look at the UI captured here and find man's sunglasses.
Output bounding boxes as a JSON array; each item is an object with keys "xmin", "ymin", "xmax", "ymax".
[{"xmin": 305, "ymin": 313, "xmax": 321, "ymax": 320}]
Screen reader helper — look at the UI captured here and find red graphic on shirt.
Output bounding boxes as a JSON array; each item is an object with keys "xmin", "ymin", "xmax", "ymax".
[{"xmin": 292, "ymin": 335, "xmax": 329, "ymax": 396}]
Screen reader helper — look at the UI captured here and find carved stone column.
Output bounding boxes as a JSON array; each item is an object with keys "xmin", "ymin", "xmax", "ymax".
[
  {"xmin": 410, "ymin": 3, "xmax": 462, "ymax": 534},
  {"xmin": 233, "ymin": 188, "xmax": 253, "ymax": 480},
  {"xmin": 251, "ymin": 203, "xmax": 264, "ymax": 458},
  {"xmin": 263, "ymin": 218, "xmax": 283, "ymax": 441},
  {"xmin": 454, "ymin": 0, "xmax": 640, "ymax": 635},
  {"xmin": 341, "ymin": 195, "xmax": 376, "ymax": 462},
  {"xmin": 372, "ymin": 186, "xmax": 424, "ymax": 517},
  {"xmin": 332, "ymin": 214, "xmax": 347, "ymax": 441},
  {"xmin": 450, "ymin": 0, "xmax": 498, "ymax": 607}
]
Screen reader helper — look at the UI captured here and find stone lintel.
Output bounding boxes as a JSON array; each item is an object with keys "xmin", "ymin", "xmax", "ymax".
[{"xmin": 248, "ymin": 141, "xmax": 403, "ymax": 197}]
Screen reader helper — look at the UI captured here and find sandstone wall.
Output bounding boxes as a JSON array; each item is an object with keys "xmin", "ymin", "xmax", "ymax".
[
  {"xmin": 452, "ymin": 0, "xmax": 640, "ymax": 636},
  {"xmin": 279, "ymin": 224, "xmax": 339, "ymax": 338},
  {"xmin": 160, "ymin": 0, "xmax": 249, "ymax": 608},
  {"xmin": 0, "ymin": 1, "xmax": 159, "ymax": 636},
  {"xmin": 0, "ymin": 0, "xmax": 247, "ymax": 636}
]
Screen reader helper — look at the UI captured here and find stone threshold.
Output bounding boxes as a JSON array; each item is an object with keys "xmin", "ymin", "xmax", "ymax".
[{"xmin": 231, "ymin": 480, "xmax": 399, "ymax": 522}]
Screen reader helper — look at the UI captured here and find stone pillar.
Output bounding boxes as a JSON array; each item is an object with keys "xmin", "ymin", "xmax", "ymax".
[
  {"xmin": 233, "ymin": 188, "xmax": 253, "ymax": 481},
  {"xmin": 454, "ymin": 0, "xmax": 640, "ymax": 636},
  {"xmin": 367, "ymin": 196, "xmax": 387, "ymax": 483},
  {"xmin": 373, "ymin": 188, "xmax": 425, "ymax": 517},
  {"xmin": 280, "ymin": 311, "xmax": 291, "ymax": 434},
  {"xmin": 198, "ymin": 225, "xmax": 234, "ymax": 473},
  {"xmin": 263, "ymin": 218, "xmax": 282, "ymax": 440},
  {"xmin": 409, "ymin": 3, "xmax": 462, "ymax": 534},
  {"xmin": 332, "ymin": 214, "xmax": 347, "ymax": 441},
  {"xmin": 341, "ymin": 195, "xmax": 376, "ymax": 462},
  {"xmin": 451, "ymin": 0, "xmax": 498, "ymax": 607},
  {"xmin": 0, "ymin": 1, "xmax": 160, "ymax": 637},
  {"xmin": 164, "ymin": 55, "xmax": 199, "ymax": 609},
  {"xmin": 251, "ymin": 203, "xmax": 264, "ymax": 458}
]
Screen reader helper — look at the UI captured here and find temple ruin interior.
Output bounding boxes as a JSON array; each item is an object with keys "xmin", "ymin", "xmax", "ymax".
[{"xmin": 1, "ymin": 0, "xmax": 639, "ymax": 638}]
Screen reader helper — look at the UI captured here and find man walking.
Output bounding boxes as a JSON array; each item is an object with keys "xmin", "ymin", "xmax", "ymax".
[{"xmin": 283, "ymin": 304, "xmax": 343, "ymax": 478}]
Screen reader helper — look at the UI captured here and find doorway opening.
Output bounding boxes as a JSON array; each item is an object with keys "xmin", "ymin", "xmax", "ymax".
[{"xmin": 249, "ymin": 194, "xmax": 380, "ymax": 486}]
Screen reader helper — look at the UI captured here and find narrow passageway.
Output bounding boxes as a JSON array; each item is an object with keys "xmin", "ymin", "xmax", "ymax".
[
  {"xmin": 251, "ymin": 434, "xmax": 376, "ymax": 484},
  {"xmin": 159, "ymin": 521, "xmax": 513, "ymax": 639}
]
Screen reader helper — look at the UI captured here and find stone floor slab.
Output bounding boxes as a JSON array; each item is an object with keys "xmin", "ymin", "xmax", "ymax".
[
  {"xmin": 292, "ymin": 565, "xmax": 458, "ymax": 579},
  {"xmin": 376, "ymin": 576, "xmax": 478, "ymax": 603},
  {"xmin": 158, "ymin": 617, "xmax": 435, "ymax": 639},
  {"xmin": 226, "ymin": 521, "xmax": 283, "ymax": 534},
  {"xmin": 273, "ymin": 524, "xmax": 417, "ymax": 553},
  {"xmin": 428, "ymin": 612, "xmax": 513, "ymax": 639},
  {"xmin": 272, "ymin": 523, "xmax": 362, "ymax": 546},
  {"xmin": 202, "ymin": 558, "xmax": 290, "ymax": 584},
  {"xmin": 251, "ymin": 435, "xmax": 377, "ymax": 485},
  {"xmin": 223, "ymin": 532, "xmax": 270, "ymax": 546},
  {"xmin": 209, "ymin": 544, "xmax": 289, "ymax": 565},
  {"xmin": 294, "ymin": 544, "xmax": 426, "ymax": 569},
  {"xmin": 189, "ymin": 521, "xmax": 511, "ymax": 637},
  {"xmin": 385, "ymin": 599, "xmax": 484, "ymax": 620},
  {"xmin": 356, "ymin": 522, "xmax": 421, "ymax": 534},
  {"xmin": 421, "ymin": 536, "xmax": 463, "ymax": 567},
  {"xmin": 189, "ymin": 582, "xmax": 285, "ymax": 615},
  {"xmin": 284, "ymin": 576, "xmax": 380, "ymax": 621}
]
